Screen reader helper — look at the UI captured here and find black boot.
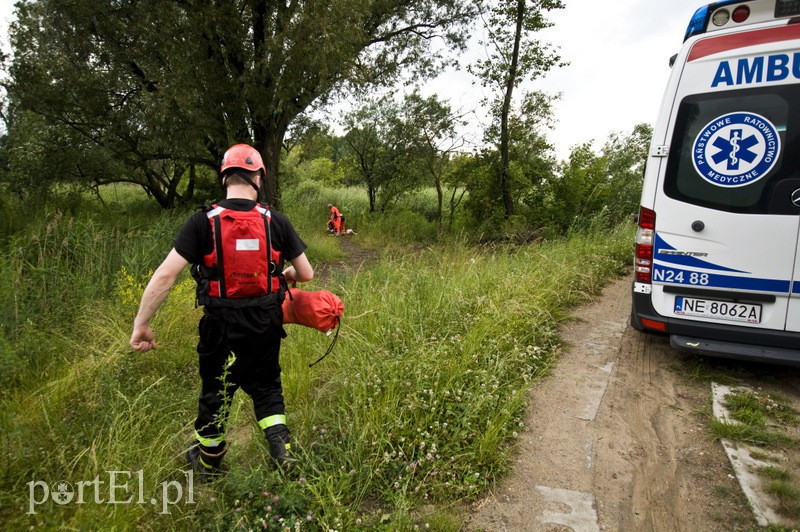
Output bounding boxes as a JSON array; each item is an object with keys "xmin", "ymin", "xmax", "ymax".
[
  {"xmin": 264, "ymin": 424, "xmax": 298, "ymax": 473},
  {"xmin": 186, "ymin": 440, "xmax": 227, "ymax": 482}
]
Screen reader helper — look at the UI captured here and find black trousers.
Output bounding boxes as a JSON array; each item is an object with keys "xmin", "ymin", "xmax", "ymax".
[{"xmin": 193, "ymin": 315, "xmax": 285, "ymax": 442}]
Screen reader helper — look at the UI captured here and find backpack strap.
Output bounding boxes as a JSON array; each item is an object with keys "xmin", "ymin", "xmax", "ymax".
[{"xmin": 207, "ymin": 206, "xmax": 227, "ymax": 297}]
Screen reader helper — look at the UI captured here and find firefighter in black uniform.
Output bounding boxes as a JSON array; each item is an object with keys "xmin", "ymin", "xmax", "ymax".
[{"xmin": 130, "ymin": 144, "xmax": 313, "ymax": 478}]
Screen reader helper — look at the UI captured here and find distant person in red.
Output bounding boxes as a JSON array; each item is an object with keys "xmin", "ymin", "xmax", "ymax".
[{"xmin": 327, "ymin": 204, "xmax": 345, "ymax": 236}]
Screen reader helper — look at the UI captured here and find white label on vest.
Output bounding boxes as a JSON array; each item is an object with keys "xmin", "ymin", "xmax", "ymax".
[{"xmin": 236, "ymin": 239, "xmax": 260, "ymax": 251}]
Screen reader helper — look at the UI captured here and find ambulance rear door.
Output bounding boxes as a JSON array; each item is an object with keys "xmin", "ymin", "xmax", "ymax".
[{"xmin": 650, "ymin": 22, "xmax": 800, "ymax": 332}]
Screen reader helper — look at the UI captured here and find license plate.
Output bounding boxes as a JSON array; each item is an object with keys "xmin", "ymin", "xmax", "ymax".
[{"xmin": 674, "ymin": 296, "xmax": 762, "ymax": 324}]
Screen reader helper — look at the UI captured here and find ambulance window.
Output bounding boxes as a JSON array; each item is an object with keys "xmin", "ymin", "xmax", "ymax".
[{"xmin": 664, "ymin": 86, "xmax": 800, "ymax": 214}]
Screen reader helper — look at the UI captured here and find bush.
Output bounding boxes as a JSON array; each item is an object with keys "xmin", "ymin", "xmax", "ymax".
[{"xmin": 358, "ymin": 210, "xmax": 438, "ymax": 247}]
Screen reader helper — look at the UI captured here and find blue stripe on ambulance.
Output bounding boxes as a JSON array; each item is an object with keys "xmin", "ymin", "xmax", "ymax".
[
  {"xmin": 652, "ymin": 263, "xmax": 791, "ymax": 293},
  {"xmin": 654, "ymin": 234, "xmax": 746, "ymax": 273}
]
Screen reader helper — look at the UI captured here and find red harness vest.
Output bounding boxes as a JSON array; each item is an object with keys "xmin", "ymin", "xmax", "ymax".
[{"xmin": 195, "ymin": 203, "xmax": 283, "ymax": 307}]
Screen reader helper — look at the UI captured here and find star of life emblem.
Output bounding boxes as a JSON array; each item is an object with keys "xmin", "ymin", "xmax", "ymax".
[{"xmin": 692, "ymin": 112, "xmax": 781, "ymax": 188}]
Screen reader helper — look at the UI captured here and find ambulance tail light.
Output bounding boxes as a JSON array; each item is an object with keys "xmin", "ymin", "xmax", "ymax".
[
  {"xmin": 635, "ymin": 207, "xmax": 656, "ymax": 284},
  {"xmin": 685, "ymin": 0, "xmax": 758, "ymax": 40},
  {"xmin": 732, "ymin": 5, "xmax": 750, "ymax": 23}
]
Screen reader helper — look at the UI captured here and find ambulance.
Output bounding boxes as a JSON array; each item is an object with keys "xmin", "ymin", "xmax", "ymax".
[{"xmin": 630, "ymin": 0, "xmax": 800, "ymax": 364}]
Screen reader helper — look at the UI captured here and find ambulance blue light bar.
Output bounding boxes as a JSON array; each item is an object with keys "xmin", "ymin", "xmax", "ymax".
[{"xmin": 685, "ymin": 0, "xmax": 752, "ymax": 40}]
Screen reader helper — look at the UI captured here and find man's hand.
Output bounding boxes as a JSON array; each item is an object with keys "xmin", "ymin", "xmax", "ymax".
[
  {"xmin": 129, "ymin": 248, "xmax": 188, "ymax": 353},
  {"xmin": 130, "ymin": 324, "xmax": 158, "ymax": 352}
]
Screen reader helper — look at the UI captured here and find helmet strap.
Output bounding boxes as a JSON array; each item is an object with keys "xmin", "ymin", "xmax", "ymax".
[
  {"xmin": 222, "ymin": 171, "xmax": 261, "ymax": 196},
  {"xmin": 240, "ymin": 174, "xmax": 261, "ymax": 195}
]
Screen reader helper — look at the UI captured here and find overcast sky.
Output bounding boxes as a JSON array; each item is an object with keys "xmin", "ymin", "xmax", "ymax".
[
  {"xmin": 422, "ymin": 0, "xmax": 706, "ymax": 160},
  {"xmin": 0, "ymin": 0, "xmax": 707, "ymax": 160},
  {"xmin": 537, "ymin": 0, "xmax": 705, "ymax": 159}
]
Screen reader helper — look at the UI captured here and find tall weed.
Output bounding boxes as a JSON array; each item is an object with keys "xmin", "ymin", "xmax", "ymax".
[
  {"xmin": 277, "ymin": 223, "xmax": 633, "ymax": 527},
  {"xmin": 0, "ymin": 185, "xmax": 635, "ymax": 529}
]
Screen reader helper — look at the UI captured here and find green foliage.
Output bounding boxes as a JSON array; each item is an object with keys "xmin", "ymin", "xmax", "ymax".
[
  {"xmin": 291, "ymin": 157, "xmax": 345, "ymax": 188},
  {"xmin": 6, "ymin": 0, "xmax": 476, "ymax": 207},
  {"xmin": 469, "ymin": 0, "xmax": 565, "ymax": 217},
  {"xmin": 765, "ymin": 480, "xmax": 800, "ymax": 519},
  {"xmin": 398, "ymin": 91, "xmax": 466, "ymax": 227},
  {"xmin": 0, "ymin": 185, "xmax": 31, "ymax": 241},
  {"xmin": 283, "ymin": 116, "xmax": 339, "ymax": 163},
  {"xmin": 468, "ymin": 1, "xmax": 565, "ymax": 92},
  {"xmin": 540, "ymin": 141, "xmax": 609, "ymax": 230},
  {"xmin": 759, "ymin": 466, "xmax": 792, "ymax": 482},
  {"xmin": 463, "ymin": 91, "xmax": 560, "ymax": 225},
  {"xmin": 396, "ymin": 187, "xmax": 448, "ymax": 222},
  {"xmin": 602, "ymin": 123, "xmax": 653, "ymax": 220},
  {"xmin": 1, "ymin": 112, "xmax": 97, "ymax": 200},
  {"xmin": 709, "ymin": 418, "xmax": 797, "ymax": 448},
  {"xmin": 0, "ymin": 188, "xmax": 180, "ymax": 392},
  {"xmin": 341, "ymin": 96, "xmax": 429, "ymax": 212},
  {"xmin": 359, "ymin": 209, "xmax": 439, "ymax": 247},
  {"xmin": 528, "ymin": 123, "xmax": 652, "ymax": 233},
  {"xmin": 0, "ymin": 187, "xmax": 634, "ymax": 529}
]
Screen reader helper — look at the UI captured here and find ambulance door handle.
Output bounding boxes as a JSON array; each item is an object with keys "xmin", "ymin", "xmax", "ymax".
[
  {"xmin": 792, "ymin": 188, "xmax": 800, "ymax": 208},
  {"xmin": 691, "ymin": 220, "xmax": 705, "ymax": 232}
]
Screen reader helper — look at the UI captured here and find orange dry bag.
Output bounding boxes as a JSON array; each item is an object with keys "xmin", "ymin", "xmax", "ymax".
[
  {"xmin": 282, "ymin": 288, "xmax": 343, "ymax": 333},
  {"xmin": 282, "ymin": 288, "xmax": 344, "ymax": 367}
]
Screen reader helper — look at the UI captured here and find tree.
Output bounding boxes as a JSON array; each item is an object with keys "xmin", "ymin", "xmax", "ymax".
[
  {"xmin": 601, "ymin": 123, "xmax": 652, "ymax": 222},
  {"xmin": 490, "ymin": 90, "xmax": 557, "ymax": 208},
  {"xmin": 280, "ymin": 116, "xmax": 343, "ymax": 187},
  {"xmin": 465, "ymin": 90, "xmax": 558, "ymax": 230},
  {"xmin": 2, "ymin": 109, "xmax": 126, "ymax": 200},
  {"xmin": 342, "ymin": 97, "xmax": 426, "ymax": 212},
  {"xmin": 469, "ymin": 0, "xmax": 564, "ymax": 218},
  {"xmin": 444, "ymin": 153, "xmax": 482, "ymax": 228},
  {"xmin": 400, "ymin": 91, "xmax": 465, "ymax": 227},
  {"xmin": 5, "ymin": 0, "xmax": 476, "ymax": 207},
  {"xmin": 282, "ymin": 116, "xmax": 333, "ymax": 161},
  {"xmin": 341, "ymin": 101, "xmax": 387, "ymax": 213},
  {"xmin": 549, "ymin": 142, "xmax": 608, "ymax": 230},
  {"xmin": 544, "ymin": 123, "xmax": 652, "ymax": 232}
]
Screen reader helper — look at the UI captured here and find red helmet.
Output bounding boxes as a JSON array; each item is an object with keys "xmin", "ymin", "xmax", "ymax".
[{"xmin": 220, "ymin": 144, "xmax": 266, "ymax": 177}]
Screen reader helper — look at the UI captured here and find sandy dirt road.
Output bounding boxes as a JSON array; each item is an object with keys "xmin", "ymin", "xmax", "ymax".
[{"xmin": 466, "ymin": 276, "xmax": 800, "ymax": 531}]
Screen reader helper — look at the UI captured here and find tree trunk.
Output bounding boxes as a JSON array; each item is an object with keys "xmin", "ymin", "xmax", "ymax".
[
  {"xmin": 166, "ymin": 162, "xmax": 186, "ymax": 207},
  {"xmin": 367, "ymin": 178, "xmax": 377, "ymax": 213},
  {"xmin": 184, "ymin": 164, "xmax": 196, "ymax": 203},
  {"xmin": 500, "ymin": 0, "xmax": 525, "ymax": 219},
  {"xmin": 255, "ymin": 127, "xmax": 285, "ymax": 209},
  {"xmin": 448, "ymin": 187, "xmax": 466, "ymax": 229},
  {"xmin": 142, "ymin": 169, "xmax": 174, "ymax": 209},
  {"xmin": 435, "ymin": 176, "xmax": 444, "ymax": 229}
]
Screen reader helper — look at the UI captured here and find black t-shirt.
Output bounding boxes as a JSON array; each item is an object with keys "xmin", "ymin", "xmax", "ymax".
[{"xmin": 174, "ymin": 198, "xmax": 307, "ymax": 332}]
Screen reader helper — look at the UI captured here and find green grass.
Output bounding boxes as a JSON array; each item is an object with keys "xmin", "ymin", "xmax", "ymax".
[
  {"xmin": 725, "ymin": 390, "xmax": 799, "ymax": 427},
  {"xmin": 0, "ymin": 184, "xmax": 634, "ymax": 529},
  {"xmin": 765, "ymin": 481, "xmax": 800, "ymax": 519},
  {"xmin": 708, "ymin": 387, "xmax": 800, "ymax": 525},
  {"xmin": 709, "ymin": 418, "xmax": 798, "ymax": 448},
  {"xmin": 711, "ymin": 388, "xmax": 800, "ymax": 450},
  {"xmin": 759, "ymin": 466, "xmax": 792, "ymax": 482}
]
